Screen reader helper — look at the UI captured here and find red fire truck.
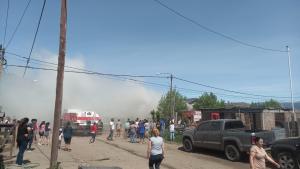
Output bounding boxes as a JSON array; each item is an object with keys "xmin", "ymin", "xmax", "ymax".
[{"xmin": 62, "ymin": 109, "xmax": 101, "ymax": 135}]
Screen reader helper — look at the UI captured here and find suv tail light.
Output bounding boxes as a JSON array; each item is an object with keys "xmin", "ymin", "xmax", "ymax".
[
  {"xmin": 251, "ymin": 133, "xmax": 256, "ymax": 145},
  {"xmin": 296, "ymin": 143, "xmax": 300, "ymax": 151}
]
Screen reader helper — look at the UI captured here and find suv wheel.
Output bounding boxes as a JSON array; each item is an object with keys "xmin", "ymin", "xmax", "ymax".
[
  {"xmin": 225, "ymin": 144, "xmax": 240, "ymax": 161},
  {"xmin": 183, "ymin": 138, "xmax": 193, "ymax": 152},
  {"xmin": 278, "ymin": 152, "xmax": 299, "ymax": 169}
]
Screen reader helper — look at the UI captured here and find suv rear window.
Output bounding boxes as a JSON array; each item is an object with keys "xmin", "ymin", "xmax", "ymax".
[{"xmin": 225, "ymin": 121, "xmax": 244, "ymax": 130}]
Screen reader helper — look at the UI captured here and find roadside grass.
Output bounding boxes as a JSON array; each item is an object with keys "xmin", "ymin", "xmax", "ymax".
[{"xmin": 162, "ymin": 130, "xmax": 183, "ymax": 145}]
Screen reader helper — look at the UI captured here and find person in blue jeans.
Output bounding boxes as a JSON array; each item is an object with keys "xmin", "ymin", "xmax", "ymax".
[
  {"xmin": 147, "ymin": 128, "xmax": 165, "ymax": 169},
  {"xmin": 169, "ymin": 122, "xmax": 175, "ymax": 142},
  {"xmin": 159, "ymin": 119, "xmax": 165, "ymax": 136},
  {"xmin": 27, "ymin": 122, "xmax": 34, "ymax": 151},
  {"xmin": 129, "ymin": 121, "xmax": 136, "ymax": 143},
  {"xmin": 16, "ymin": 117, "xmax": 29, "ymax": 166},
  {"xmin": 139, "ymin": 121, "xmax": 145, "ymax": 144}
]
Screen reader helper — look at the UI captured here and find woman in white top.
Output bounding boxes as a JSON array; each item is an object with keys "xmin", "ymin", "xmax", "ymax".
[
  {"xmin": 250, "ymin": 137, "xmax": 280, "ymax": 169},
  {"xmin": 147, "ymin": 128, "xmax": 165, "ymax": 169}
]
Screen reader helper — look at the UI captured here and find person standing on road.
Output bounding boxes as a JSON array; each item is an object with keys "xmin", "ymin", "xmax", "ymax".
[
  {"xmin": 147, "ymin": 128, "xmax": 165, "ymax": 169},
  {"xmin": 16, "ymin": 117, "xmax": 29, "ymax": 166},
  {"xmin": 250, "ymin": 137, "xmax": 280, "ymax": 169},
  {"xmin": 169, "ymin": 121, "xmax": 175, "ymax": 142},
  {"xmin": 124, "ymin": 119, "xmax": 130, "ymax": 139},
  {"xmin": 38, "ymin": 121, "xmax": 46, "ymax": 145},
  {"xmin": 26, "ymin": 121, "xmax": 34, "ymax": 151},
  {"xmin": 89, "ymin": 122, "xmax": 97, "ymax": 143},
  {"xmin": 63, "ymin": 122, "xmax": 73, "ymax": 151},
  {"xmin": 144, "ymin": 120, "xmax": 150, "ymax": 139},
  {"xmin": 116, "ymin": 119, "xmax": 122, "ymax": 137},
  {"xmin": 107, "ymin": 118, "xmax": 115, "ymax": 141},
  {"xmin": 31, "ymin": 119, "xmax": 38, "ymax": 144},
  {"xmin": 44, "ymin": 122, "xmax": 51, "ymax": 145},
  {"xmin": 98, "ymin": 119, "xmax": 104, "ymax": 135},
  {"xmin": 139, "ymin": 120, "xmax": 145, "ymax": 144},
  {"xmin": 129, "ymin": 121, "xmax": 136, "ymax": 143},
  {"xmin": 58, "ymin": 128, "xmax": 63, "ymax": 149},
  {"xmin": 159, "ymin": 119, "xmax": 165, "ymax": 137}
]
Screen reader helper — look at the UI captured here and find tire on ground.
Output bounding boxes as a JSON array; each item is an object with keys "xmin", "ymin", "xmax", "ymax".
[
  {"xmin": 224, "ymin": 144, "xmax": 240, "ymax": 161},
  {"xmin": 277, "ymin": 152, "xmax": 299, "ymax": 169},
  {"xmin": 183, "ymin": 138, "xmax": 194, "ymax": 152}
]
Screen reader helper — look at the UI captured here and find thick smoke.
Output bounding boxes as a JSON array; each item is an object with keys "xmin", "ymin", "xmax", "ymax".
[{"xmin": 0, "ymin": 51, "xmax": 162, "ymax": 122}]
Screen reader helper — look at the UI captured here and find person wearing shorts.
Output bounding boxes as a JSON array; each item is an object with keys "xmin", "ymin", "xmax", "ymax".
[
  {"xmin": 63, "ymin": 122, "xmax": 73, "ymax": 151},
  {"xmin": 44, "ymin": 122, "xmax": 51, "ymax": 145},
  {"xmin": 38, "ymin": 121, "xmax": 45, "ymax": 145}
]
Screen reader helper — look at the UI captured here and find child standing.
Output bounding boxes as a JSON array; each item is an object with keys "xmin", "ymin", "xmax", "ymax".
[
  {"xmin": 89, "ymin": 122, "xmax": 97, "ymax": 143},
  {"xmin": 58, "ymin": 128, "xmax": 63, "ymax": 149}
]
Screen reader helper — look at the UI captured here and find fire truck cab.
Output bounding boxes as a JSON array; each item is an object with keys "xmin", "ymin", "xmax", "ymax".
[
  {"xmin": 63, "ymin": 109, "xmax": 101, "ymax": 125},
  {"xmin": 62, "ymin": 109, "xmax": 101, "ymax": 136}
]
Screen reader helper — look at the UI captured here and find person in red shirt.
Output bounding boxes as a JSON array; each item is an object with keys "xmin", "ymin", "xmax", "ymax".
[{"xmin": 89, "ymin": 122, "xmax": 97, "ymax": 143}]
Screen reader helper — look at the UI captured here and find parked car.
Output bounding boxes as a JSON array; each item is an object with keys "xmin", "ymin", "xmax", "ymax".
[
  {"xmin": 271, "ymin": 137, "xmax": 300, "ymax": 169},
  {"xmin": 182, "ymin": 119, "xmax": 276, "ymax": 161}
]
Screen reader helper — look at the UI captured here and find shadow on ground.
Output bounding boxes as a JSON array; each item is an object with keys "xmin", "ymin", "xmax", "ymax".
[{"xmin": 177, "ymin": 146, "xmax": 249, "ymax": 163}]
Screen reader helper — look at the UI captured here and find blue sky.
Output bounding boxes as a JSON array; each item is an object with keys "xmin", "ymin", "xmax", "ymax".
[{"xmin": 1, "ymin": 0, "xmax": 300, "ymax": 103}]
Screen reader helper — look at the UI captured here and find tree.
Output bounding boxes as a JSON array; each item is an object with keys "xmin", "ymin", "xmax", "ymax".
[
  {"xmin": 150, "ymin": 109, "xmax": 160, "ymax": 122},
  {"xmin": 193, "ymin": 92, "xmax": 225, "ymax": 110},
  {"xmin": 250, "ymin": 99, "xmax": 281, "ymax": 109},
  {"xmin": 157, "ymin": 90, "xmax": 187, "ymax": 118}
]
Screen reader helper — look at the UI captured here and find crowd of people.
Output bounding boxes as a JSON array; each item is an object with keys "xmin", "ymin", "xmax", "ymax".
[
  {"xmin": 12, "ymin": 116, "xmax": 282, "ymax": 169},
  {"xmin": 106, "ymin": 117, "xmax": 177, "ymax": 144},
  {"xmin": 15, "ymin": 117, "xmax": 74, "ymax": 166},
  {"xmin": 105, "ymin": 117, "xmax": 166, "ymax": 169}
]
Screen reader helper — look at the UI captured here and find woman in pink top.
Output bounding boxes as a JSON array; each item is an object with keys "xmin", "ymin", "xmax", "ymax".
[{"xmin": 250, "ymin": 137, "xmax": 280, "ymax": 169}]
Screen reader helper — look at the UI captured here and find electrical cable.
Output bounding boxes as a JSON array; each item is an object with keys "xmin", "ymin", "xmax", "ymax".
[
  {"xmin": 5, "ymin": 64, "xmax": 171, "ymax": 89},
  {"xmin": 5, "ymin": 0, "xmax": 32, "ymax": 49},
  {"xmin": 3, "ymin": 0, "xmax": 10, "ymax": 45},
  {"xmin": 174, "ymin": 76, "xmax": 299, "ymax": 99},
  {"xmin": 5, "ymin": 52, "xmax": 299, "ymax": 99},
  {"xmin": 23, "ymin": 0, "xmax": 47, "ymax": 77},
  {"xmin": 5, "ymin": 51, "xmax": 169, "ymax": 79},
  {"xmin": 152, "ymin": 0, "xmax": 287, "ymax": 53},
  {"xmin": 6, "ymin": 63, "xmax": 296, "ymax": 102}
]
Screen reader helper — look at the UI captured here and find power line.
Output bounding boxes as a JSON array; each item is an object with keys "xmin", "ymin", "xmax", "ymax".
[
  {"xmin": 23, "ymin": 0, "xmax": 47, "ymax": 77},
  {"xmin": 6, "ymin": 52, "xmax": 299, "ymax": 99},
  {"xmin": 5, "ymin": 0, "xmax": 32, "ymax": 49},
  {"xmin": 174, "ymin": 76, "xmax": 299, "ymax": 99},
  {"xmin": 170, "ymin": 85, "xmax": 288, "ymax": 102},
  {"xmin": 5, "ymin": 64, "xmax": 171, "ymax": 88},
  {"xmin": 5, "ymin": 63, "xmax": 298, "ymax": 101},
  {"xmin": 5, "ymin": 52, "xmax": 169, "ymax": 79},
  {"xmin": 152, "ymin": 0, "xmax": 287, "ymax": 53},
  {"xmin": 7, "ymin": 52, "xmax": 300, "ymax": 99},
  {"xmin": 176, "ymin": 87, "xmax": 266, "ymax": 100},
  {"xmin": 3, "ymin": 0, "xmax": 10, "ymax": 45}
]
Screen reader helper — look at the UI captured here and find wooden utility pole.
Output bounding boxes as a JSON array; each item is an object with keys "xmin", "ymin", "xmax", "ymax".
[
  {"xmin": 50, "ymin": 0, "xmax": 67, "ymax": 168},
  {"xmin": 170, "ymin": 74, "xmax": 173, "ymax": 118},
  {"xmin": 0, "ymin": 45, "xmax": 4, "ymax": 78}
]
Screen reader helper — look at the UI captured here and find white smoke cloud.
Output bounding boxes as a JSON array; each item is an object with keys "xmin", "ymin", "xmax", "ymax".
[{"xmin": 0, "ymin": 51, "xmax": 162, "ymax": 122}]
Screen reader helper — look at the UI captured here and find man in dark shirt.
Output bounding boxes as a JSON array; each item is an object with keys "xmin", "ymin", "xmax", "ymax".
[{"xmin": 16, "ymin": 117, "xmax": 29, "ymax": 166}]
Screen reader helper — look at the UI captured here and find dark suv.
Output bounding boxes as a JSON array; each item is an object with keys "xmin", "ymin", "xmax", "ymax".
[{"xmin": 271, "ymin": 137, "xmax": 300, "ymax": 169}]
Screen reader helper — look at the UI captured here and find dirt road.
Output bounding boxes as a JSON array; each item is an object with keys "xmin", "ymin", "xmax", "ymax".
[{"xmin": 6, "ymin": 136, "xmax": 253, "ymax": 169}]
